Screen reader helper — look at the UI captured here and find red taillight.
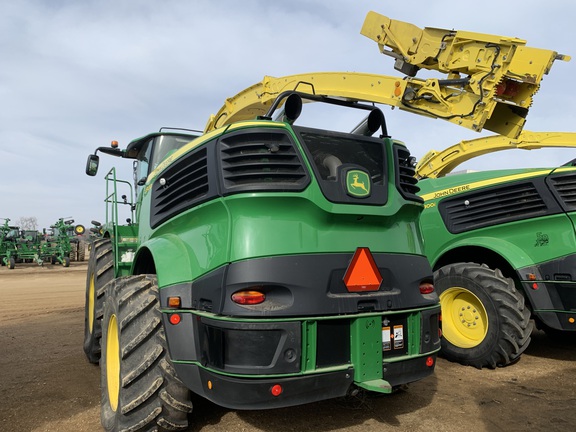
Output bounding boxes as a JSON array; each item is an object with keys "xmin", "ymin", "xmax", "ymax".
[
  {"xmin": 425, "ymin": 356, "xmax": 435, "ymax": 367},
  {"xmin": 419, "ymin": 281, "xmax": 434, "ymax": 294},
  {"xmin": 169, "ymin": 314, "xmax": 181, "ymax": 325},
  {"xmin": 231, "ymin": 290, "xmax": 266, "ymax": 305},
  {"xmin": 271, "ymin": 384, "xmax": 283, "ymax": 396}
]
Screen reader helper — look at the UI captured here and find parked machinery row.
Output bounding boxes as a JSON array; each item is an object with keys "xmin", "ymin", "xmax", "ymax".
[{"xmin": 0, "ymin": 217, "xmax": 86, "ymax": 269}]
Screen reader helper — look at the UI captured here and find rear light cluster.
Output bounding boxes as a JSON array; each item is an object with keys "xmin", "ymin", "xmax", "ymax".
[
  {"xmin": 231, "ymin": 290, "xmax": 266, "ymax": 305},
  {"xmin": 419, "ymin": 281, "xmax": 434, "ymax": 295},
  {"xmin": 167, "ymin": 296, "xmax": 182, "ymax": 326}
]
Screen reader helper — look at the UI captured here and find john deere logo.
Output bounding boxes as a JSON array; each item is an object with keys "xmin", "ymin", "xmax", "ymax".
[{"xmin": 346, "ymin": 170, "xmax": 371, "ymax": 197}]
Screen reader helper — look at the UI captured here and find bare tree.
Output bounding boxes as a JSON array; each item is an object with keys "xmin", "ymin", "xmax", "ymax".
[{"xmin": 17, "ymin": 216, "xmax": 38, "ymax": 231}]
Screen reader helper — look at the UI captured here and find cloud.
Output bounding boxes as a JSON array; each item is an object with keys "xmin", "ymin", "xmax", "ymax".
[{"xmin": 1, "ymin": 0, "xmax": 574, "ymax": 229}]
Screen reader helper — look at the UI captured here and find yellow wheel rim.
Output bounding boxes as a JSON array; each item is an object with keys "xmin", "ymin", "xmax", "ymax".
[
  {"xmin": 106, "ymin": 314, "xmax": 120, "ymax": 411},
  {"xmin": 440, "ymin": 287, "xmax": 489, "ymax": 348},
  {"xmin": 88, "ymin": 273, "xmax": 95, "ymax": 333}
]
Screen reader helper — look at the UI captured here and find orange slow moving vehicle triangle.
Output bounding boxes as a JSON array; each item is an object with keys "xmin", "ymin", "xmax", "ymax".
[{"xmin": 343, "ymin": 247, "xmax": 383, "ymax": 292}]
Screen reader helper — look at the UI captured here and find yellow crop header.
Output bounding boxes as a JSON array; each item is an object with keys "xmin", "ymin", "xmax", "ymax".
[
  {"xmin": 416, "ymin": 131, "xmax": 576, "ymax": 178},
  {"xmin": 206, "ymin": 12, "xmax": 569, "ymax": 139}
]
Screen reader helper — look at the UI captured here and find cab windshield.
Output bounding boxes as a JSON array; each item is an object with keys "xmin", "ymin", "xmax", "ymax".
[{"xmin": 150, "ymin": 135, "xmax": 194, "ymax": 171}]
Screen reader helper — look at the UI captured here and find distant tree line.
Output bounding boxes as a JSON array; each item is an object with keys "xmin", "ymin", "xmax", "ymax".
[{"xmin": 17, "ymin": 216, "xmax": 38, "ymax": 231}]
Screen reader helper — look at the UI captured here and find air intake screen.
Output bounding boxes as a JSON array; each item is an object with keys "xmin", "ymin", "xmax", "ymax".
[
  {"xmin": 219, "ymin": 130, "xmax": 309, "ymax": 193},
  {"xmin": 150, "ymin": 147, "xmax": 211, "ymax": 228},
  {"xmin": 440, "ymin": 182, "xmax": 548, "ymax": 233}
]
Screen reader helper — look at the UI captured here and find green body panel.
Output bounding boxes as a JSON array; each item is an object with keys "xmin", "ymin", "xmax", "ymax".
[
  {"xmin": 421, "ymin": 208, "xmax": 576, "ymax": 271},
  {"xmin": 419, "ymin": 168, "xmax": 576, "ymax": 271},
  {"xmin": 141, "ymin": 193, "xmax": 424, "ymax": 288},
  {"xmin": 350, "ymin": 315, "xmax": 384, "ymax": 383},
  {"xmin": 419, "ymin": 167, "xmax": 557, "ymax": 198},
  {"xmin": 135, "ymin": 123, "xmax": 426, "ymax": 288}
]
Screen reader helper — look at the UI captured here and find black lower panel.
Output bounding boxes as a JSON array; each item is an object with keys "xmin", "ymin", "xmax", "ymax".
[{"xmin": 173, "ymin": 363, "xmax": 354, "ymax": 410}]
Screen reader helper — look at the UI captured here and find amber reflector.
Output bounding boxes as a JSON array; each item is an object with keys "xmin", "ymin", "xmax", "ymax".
[{"xmin": 168, "ymin": 296, "xmax": 181, "ymax": 308}]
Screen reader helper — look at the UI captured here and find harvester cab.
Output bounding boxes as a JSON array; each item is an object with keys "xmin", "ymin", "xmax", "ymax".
[
  {"xmin": 86, "ymin": 128, "xmax": 201, "ymax": 188},
  {"xmin": 85, "ymin": 128, "xmax": 200, "ymax": 276}
]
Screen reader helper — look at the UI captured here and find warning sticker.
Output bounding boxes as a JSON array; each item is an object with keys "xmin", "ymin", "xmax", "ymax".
[
  {"xmin": 382, "ymin": 326, "xmax": 391, "ymax": 351},
  {"xmin": 393, "ymin": 325, "xmax": 404, "ymax": 349}
]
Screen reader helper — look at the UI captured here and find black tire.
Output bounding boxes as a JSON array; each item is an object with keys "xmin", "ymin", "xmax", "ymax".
[
  {"xmin": 100, "ymin": 275, "xmax": 192, "ymax": 432},
  {"xmin": 8, "ymin": 257, "xmax": 15, "ymax": 269},
  {"xmin": 75, "ymin": 224, "xmax": 86, "ymax": 235},
  {"xmin": 435, "ymin": 262, "xmax": 532, "ymax": 369},
  {"xmin": 83, "ymin": 238, "xmax": 113, "ymax": 364},
  {"xmin": 78, "ymin": 241, "xmax": 86, "ymax": 262},
  {"xmin": 63, "ymin": 256, "xmax": 70, "ymax": 267},
  {"xmin": 70, "ymin": 242, "xmax": 78, "ymax": 261}
]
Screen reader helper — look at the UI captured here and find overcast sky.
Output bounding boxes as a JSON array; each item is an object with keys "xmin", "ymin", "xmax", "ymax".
[{"xmin": 1, "ymin": 0, "xmax": 575, "ymax": 230}]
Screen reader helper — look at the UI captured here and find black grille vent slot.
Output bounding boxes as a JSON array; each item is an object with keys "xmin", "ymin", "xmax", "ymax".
[
  {"xmin": 150, "ymin": 147, "xmax": 210, "ymax": 228},
  {"xmin": 394, "ymin": 144, "xmax": 422, "ymax": 202},
  {"xmin": 440, "ymin": 182, "xmax": 548, "ymax": 233},
  {"xmin": 550, "ymin": 173, "xmax": 576, "ymax": 210},
  {"xmin": 219, "ymin": 131, "xmax": 308, "ymax": 192}
]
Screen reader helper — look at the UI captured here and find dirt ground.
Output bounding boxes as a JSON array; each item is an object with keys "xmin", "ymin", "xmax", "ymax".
[{"xmin": 1, "ymin": 263, "xmax": 575, "ymax": 432}]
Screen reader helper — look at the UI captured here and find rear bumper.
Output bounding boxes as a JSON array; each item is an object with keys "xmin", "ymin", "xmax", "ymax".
[
  {"xmin": 175, "ymin": 365, "xmax": 355, "ymax": 410},
  {"xmin": 519, "ymin": 256, "xmax": 576, "ymax": 331},
  {"xmin": 163, "ymin": 306, "xmax": 440, "ymax": 409},
  {"xmin": 173, "ymin": 355, "xmax": 437, "ymax": 410}
]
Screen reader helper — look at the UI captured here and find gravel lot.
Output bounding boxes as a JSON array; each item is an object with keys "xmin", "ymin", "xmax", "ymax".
[{"xmin": 1, "ymin": 262, "xmax": 575, "ymax": 432}]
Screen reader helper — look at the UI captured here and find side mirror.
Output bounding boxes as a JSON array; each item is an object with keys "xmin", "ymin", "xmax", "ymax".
[{"xmin": 86, "ymin": 154, "xmax": 100, "ymax": 176}]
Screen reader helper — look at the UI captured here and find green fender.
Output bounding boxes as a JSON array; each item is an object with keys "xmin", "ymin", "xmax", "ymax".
[
  {"xmin": 137, "ymin": 234, "xmax": 198, "ymax": 288},
  {"xmin": 430, "ymin": 235, "xmax": 531, "ymax": 272}
]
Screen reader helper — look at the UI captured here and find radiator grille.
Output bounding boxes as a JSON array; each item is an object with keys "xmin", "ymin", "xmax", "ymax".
[
  {"xmin": 440, "ymin": 182, "xmax": 548, "ymax": 233},
  {"xmin": 150, "ymin": 148, "xmax": 210, "ymax": 227},
  {"xmin": 394, "ymin": 144, "xmax": 422, "ymax": 202},
  {"xmin": 220, "ymin": 132, "xmax": 308, "ymax": 191},
  {"xmin": 549, "ymin": 173, "xmax": 576, "ymax": 210}
]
